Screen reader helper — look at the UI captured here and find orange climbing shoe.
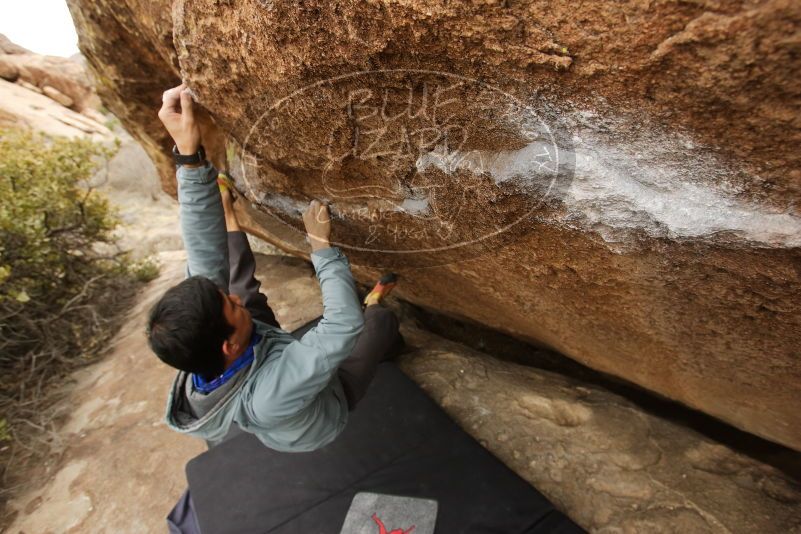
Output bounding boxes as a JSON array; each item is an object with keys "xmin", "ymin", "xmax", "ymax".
[{"xmin": 364, "ymin": 273, "xmax": 398, "ymax": 306}]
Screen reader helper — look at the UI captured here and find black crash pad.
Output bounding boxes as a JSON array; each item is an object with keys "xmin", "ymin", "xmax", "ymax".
[{"xmin": 185, "ymin": 362, "xmax": 583, "ymax": 533}]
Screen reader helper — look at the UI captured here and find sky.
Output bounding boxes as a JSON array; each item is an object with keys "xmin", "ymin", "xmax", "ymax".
[{"xmin": 0, "ymin": 1, "xmax": 79, "ymax": 57}]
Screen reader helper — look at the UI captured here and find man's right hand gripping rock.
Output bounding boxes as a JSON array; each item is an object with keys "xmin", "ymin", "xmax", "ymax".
[{"xmin": 158, "ymin": 83, "xmax": 201, "ymax": 159}]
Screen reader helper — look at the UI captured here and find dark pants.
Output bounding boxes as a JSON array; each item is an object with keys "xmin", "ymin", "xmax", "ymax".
[{"xmin": 227, "ymin": 231, "xmax": 402, "ymax": 410}]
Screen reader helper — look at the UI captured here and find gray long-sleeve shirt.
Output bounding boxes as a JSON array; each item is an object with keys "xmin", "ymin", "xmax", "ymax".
[{"xmin": 164, "ymin": 163, "xmax": 364, "ymax": 451}]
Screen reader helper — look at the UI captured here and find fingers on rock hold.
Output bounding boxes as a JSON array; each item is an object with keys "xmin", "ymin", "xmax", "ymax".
[
  {"xmin": 161, "ymin": 83, "xmax": 185, "ymax": 103},
  {"xmin": 180, "ymin": 89, "xmax": 195, "ymax": 118}
]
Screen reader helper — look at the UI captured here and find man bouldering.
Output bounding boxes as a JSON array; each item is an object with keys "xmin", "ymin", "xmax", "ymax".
[{"xmin": 147, "ymin": 84, "xmax": 403, "ymax": 451}]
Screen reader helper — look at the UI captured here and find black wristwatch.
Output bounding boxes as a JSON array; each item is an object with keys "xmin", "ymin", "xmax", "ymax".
[{"xmin": 172, "ymin": 144, "xmax": 206, "ymax": 166}]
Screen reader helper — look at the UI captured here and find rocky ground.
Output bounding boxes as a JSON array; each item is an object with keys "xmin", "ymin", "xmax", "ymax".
[
  {"xmin": 0, "ymin": 33, "xmax": 108, "ymax": 140},
  {"xmin": 5, "ymin": 245, "xmax": 800, "ymax": 533}
]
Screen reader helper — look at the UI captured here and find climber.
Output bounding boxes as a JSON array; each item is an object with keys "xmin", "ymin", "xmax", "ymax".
[{"xmin": 147, "ymin": 84, "xmax": 403, "ymax": 451}]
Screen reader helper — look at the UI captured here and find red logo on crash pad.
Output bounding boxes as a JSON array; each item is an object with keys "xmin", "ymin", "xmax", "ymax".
[{"xmin": 372, "ymin": 513, "xmax": 415, "ymax": 534}]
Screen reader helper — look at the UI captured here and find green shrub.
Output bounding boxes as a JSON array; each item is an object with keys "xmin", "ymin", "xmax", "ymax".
[
  {"xmin": 104, "ymin": 115, "xmax": 121, "ymax": 132},
  {"xmin": 0, "ymin": 419, "xmax": 9, "ymax": 442},
  {"xmin": 130, "ymin": 256, "xmax": 161, "ymax": 283},
  {"xmin": 0, "ymin": 130, "xmax": 117, "ymax": 305},
  {"xmin": 0, "ymin": 128, "xmax": 146, "ymax": 465}
]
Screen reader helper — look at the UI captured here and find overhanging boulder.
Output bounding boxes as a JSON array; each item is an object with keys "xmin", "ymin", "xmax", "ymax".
[{"xmin": 67, "ymin": 0, "xmax": 801, "ymax": 450}]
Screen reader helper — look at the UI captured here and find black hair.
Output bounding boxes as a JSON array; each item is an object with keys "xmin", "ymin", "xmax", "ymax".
[{"xmin": 147, "ymin": 276, "xmax": 233, "ymax": 380}]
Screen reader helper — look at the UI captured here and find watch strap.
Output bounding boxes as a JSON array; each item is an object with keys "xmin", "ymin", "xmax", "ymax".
[{"xmin": 172, "ymin": 144, "xmax": 206, "ymax": 165}]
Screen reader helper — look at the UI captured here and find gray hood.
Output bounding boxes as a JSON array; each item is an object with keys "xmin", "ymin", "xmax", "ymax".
[{"xmin": 164, "ymin": 322, "xmax": 288, "ymax": 445}]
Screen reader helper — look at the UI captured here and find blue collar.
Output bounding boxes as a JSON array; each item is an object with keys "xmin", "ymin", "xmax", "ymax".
[{"xmin": 192, "ymin": 331, "xmax": 263, "ymax": 394}]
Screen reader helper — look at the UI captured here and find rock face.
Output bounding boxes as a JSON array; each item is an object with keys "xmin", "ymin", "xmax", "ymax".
[
  {"xmin": 0, "ymin": 34, "xmax": 99, "ymax": 113},
  {"xmin": 0, "ymin": 34, "xmax": 109, "ymax": 138},
  {"xmin": 0, "ymin": 79, "xmax": 111, "ymax": 140},
  {"xmin": 0, "ymin": 34, "xmax": 31, "ymax": 55},
  {"xmin": 41, "ymin": 85, "xmax": 75, "ymax": 108},
  {"xmin": 399, "ymin": 327, "xmax": 801, "ymax": 533},
  {"xmin": 66, "ymin": 0, "xmax": 801, "ymax": 450}
]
